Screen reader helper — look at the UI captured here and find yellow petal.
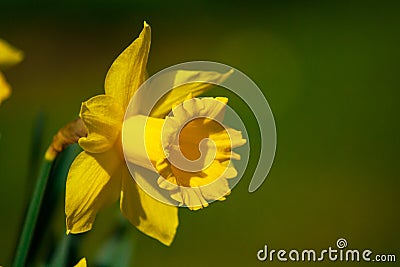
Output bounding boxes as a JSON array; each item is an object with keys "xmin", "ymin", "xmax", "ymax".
[
  {"xmin": 66, "ymin": 150, "xmax": 121, "ymax": 234},
  {"xmin": 0, "ymin": 39, "xmax": 24, "ymax": 68},
  {"xmin": 78, "ymin": 95, "xmax": 124, "ymax": 153},
  {"xmin": 120, "ymin": 167, "xmax": 178, "ymax": 246},
  {"xmin": 105, "ymin": 21, "xmax": 151, "ymax": 109},
  {"xmin": 0, "ymin": 72, "xmax": 11, "ymax": 105},
  {"xmin": 150, "ymin": 69, "xmax": 233, "ymax": 118},
  {"xmin": 74, "ymin": 257, "xmax": 87, "ymax": 267}
]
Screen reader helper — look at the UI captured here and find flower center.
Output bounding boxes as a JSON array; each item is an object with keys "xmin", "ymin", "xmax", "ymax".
[
  {"xmin": 165, "ymin": 117, "xmax": 228, "ymax": 179},
  {"xmin": 122, "ymin": 97, "xmax": 246, "ymax": 209},
  {"xmin": 123, "ymin": 115, "xmax": 231, "ymax": 188}
]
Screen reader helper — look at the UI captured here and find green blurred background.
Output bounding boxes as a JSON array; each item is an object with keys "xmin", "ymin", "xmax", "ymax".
[{"xmin": 0, "ymin": 0, "xmax": 399, "ymax": 266}]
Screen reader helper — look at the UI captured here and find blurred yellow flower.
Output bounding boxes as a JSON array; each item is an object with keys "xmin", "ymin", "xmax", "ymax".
[
  {"xmin": 0, "ymin": 39, "xmax": 23, "ymax": 105},
  {"xmin": 66, "ymin": 21, "xmax": 242, "ymax": 245},
  {"xmin": 74, "ymin": 258, "xmax": 87, "ymax": 267}
]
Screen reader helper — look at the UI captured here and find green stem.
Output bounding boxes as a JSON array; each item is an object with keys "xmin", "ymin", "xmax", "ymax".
[{"xmin": 13, "ymin": 158, "xmax": 54, "ymax": 267}]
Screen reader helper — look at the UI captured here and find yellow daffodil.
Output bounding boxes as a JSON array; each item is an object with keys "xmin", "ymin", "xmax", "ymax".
[
  {"xmin": 65, "ymin": 21, "xmax": 244, "ymax": 245},
  {"xmin": 124, "ymin": 96, "xmax": 246, "ymax": 210},
  {"xmin": 0, "ymin": 39, "xmax": 24, "ymax": 105}
]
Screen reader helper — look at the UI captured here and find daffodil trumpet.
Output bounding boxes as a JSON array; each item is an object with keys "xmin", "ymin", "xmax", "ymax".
[{"xmin": 123, "ymin": 96, "xmax": 246, "ymax": 210}]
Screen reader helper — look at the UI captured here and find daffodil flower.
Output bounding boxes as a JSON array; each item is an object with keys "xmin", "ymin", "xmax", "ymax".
[
  {"xmin": 124, "ymin": 95, "xmax": 246, "ymax": 210},
  {"xmin": 66, "ymin": 22, "xmax": 245, "ymax": 245},
  {"xmin": 0, "ymin": 39, "xmax": 23, "ymax": 105}
]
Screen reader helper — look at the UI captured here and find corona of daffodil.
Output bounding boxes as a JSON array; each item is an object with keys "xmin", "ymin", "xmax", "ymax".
[
  {"xmin": 124, "ymin": 95, "xmax": 246, "ymax": 210},
  {"xmin": 0, "ymin": 39, "xmax": 23, "ymax": 105},
  {"xmin": 65, "ymin": 22, "xmax": 245, "ymax": 245}
]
